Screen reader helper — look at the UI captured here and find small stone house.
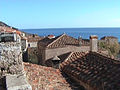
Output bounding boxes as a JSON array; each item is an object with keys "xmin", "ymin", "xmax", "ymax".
[
  {"xmin": 0, "ymin": 26, "xmax": 28, "ymax": 52},
  {"xmin": 38, "ymin": 33, "xmax": 90, "ymax": 65},
  {"xmin": 0, "ymin": 26, "xmax": 22, "ymax": 43},
  {"xmin": 27, "ymin": 34, "xmax": 43, "ymax": 48}
]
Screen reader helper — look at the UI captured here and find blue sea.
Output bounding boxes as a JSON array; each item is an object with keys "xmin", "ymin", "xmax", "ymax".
[{"xmin": 21, "ymin": 28, "xmax": 120, "ymax": 41}]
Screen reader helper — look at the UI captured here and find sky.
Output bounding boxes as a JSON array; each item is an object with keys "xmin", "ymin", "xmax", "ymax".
[{"xmin": 0, "ymin": 0, "xmax": 120, "ymax": 29}]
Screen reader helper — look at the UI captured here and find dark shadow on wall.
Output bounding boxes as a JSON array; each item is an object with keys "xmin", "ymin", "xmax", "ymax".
[
  {"xmin": 22, "ymin": 48, "xmax": 40, "ymax": 64},
  {"xmin": 22, "ymin": 51, "xmax": 28, "ymax": 62},
  {"xmin": 0, "ymin": 76, "xmax": 6, "ymax": 90}
]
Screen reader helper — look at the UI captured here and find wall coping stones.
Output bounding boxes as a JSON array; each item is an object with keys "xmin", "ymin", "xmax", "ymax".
[{"xmin": 6, "ymin": 74, "xmax": 32, "ymax": 90}]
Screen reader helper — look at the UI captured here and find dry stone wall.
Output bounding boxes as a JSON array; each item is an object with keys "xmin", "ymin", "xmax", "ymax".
[{"xmin": 0, "ymin": 42, "xmax": 24, "ymax": 75}]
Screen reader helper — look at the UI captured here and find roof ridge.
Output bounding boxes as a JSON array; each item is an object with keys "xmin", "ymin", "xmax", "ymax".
[
  {"xmin": 47, "ymin": 33, "xmax": 66, "ymax": 48},
  {"xmin": 59, "ymin": 52, "xmax": 73, "ymax": 69},
  {"xmin": 64, "ymin": 52, "xmax": 74, "ymax": 62}
]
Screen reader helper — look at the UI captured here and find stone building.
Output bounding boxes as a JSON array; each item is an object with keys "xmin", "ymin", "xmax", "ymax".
[
  {"xmin": 0, "ymin": 33, "xmax": 21, "ymax": 43},
  {"xmin": 59, "ymin": 35, "xmax": 120, "ymax": 90},
  {"xmin": 38, "ymin": 33, "xmax": 90, "ymax": 65},
  {"xmin": 0, "ymin": 26, "xmax": 41, "ymax": 63},
  {"xmin": 0, "ymin": 32, "xmax": 31, "ymax": 90},
  {"xmin": 0, "ymin": 26, "xmax": 28, "ymax": 52},
  {"xmin": 21, "ymin": 36, "xmax": 28, "ymax": 52},
  {"xmin": 24, "ymin": 35, "xmax": 44, "ymax": 64},
  {"xmin": 27, "ymin": 34, "xmax": 43, "ymax": 48}
]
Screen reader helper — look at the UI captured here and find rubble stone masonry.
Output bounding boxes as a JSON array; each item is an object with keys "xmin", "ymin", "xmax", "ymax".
[{"xmin": 0, "ymin": 42, "xmax": 24, "ymax": 75}]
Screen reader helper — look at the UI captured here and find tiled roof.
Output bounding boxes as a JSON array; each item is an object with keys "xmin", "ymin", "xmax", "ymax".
[
  {"xmin": 0, "ymin": 26, "xmax": 21, "ymax": 34},
  {"xmin": 27, "ymin": 36, "xmax": 44, "ymax": 42},
  {"xmin": 38, "ymin": 35, "xmax": 59, "ymax": 47},
  {"xmin": 38, "ymin": 34, "xmax": 90, "ymax": 49},
  {"xmin": 60, "ymin": 52, "xmax": 120, "ymax": 90},
  {"xmin": 24, "ymin": 62, "xmax": 72, "ymax": 90},
  {"xmin": 58, "ymin": 52, "xmax": 72, "ymax": 62}
]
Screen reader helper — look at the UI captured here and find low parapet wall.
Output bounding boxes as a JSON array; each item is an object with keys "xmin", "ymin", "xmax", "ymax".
[{"xmin": 6, "ymin": 74, "xmax": 32, "ymax": 90}]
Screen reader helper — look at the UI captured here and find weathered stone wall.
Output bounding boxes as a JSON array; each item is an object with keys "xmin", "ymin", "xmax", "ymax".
[
  {"xmin": 37, "ymin": 46, "xmax": 46, "ymax": 65},
  {"xmin": 44, "ymin": 46, "xmax": 90, "ymax": 63},
  {"xmin": 27, "ymin": 47, "xmax": 39, "ymax": 64},
  {"xmin": 21, "ymin": 39, "xmax": 28, "ymax": 52},
  {"xmin": 0, "ymin": 42, "xmax": 24, "ymax": 75}
]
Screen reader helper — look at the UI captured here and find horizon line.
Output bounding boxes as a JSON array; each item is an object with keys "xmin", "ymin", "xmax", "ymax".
[{"xmin": 20, "ymin": 27, "xmax": 120, "ymax": 30}]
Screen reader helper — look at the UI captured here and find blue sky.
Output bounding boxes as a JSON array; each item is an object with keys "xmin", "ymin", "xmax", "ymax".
[{"xmin": 0, "ymin": 0, "xmax": 120, "ymax": 29}]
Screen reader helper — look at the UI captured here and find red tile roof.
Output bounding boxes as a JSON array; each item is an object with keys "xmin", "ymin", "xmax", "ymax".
[
  {"xmin": 48, "ymin": 35, "xmax": 55, "ymax": 39},
  {"xmin": 27, "ymin": 36, "xmax": 44, "ymax": 42},
  {"xmin": 60, "ymin": 52, "xmax": 120, "ymax": 89},
  {"xmin": 24, "ymin": 62, "xmax": 72, "ymax": 90},
  {"xmin": 0, "ymin": 26, "xmax": 21, "ymax": 35},
  {"xmin": 38, "ymin": 34, "xmax": 90, "ymax": 49}
]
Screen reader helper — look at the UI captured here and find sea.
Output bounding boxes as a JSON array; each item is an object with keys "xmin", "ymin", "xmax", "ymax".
[{"xmin": 21, "ymin": 28, "xmax": 120, "ymax": 41}]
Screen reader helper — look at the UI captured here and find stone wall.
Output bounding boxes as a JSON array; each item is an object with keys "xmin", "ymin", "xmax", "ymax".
[
  {"xmin": 37, "ymin": 46, "xmax": 46, "ymax": 65},
  {"xmin": 21, "ymin": 39, "xmax": 28, "ymax": 52},
  {"xmin": 26, "ymin": 47, "xmax": 39, "ymax": 64},
  {"xmin": 44, "ymin": 46, "xmax": 90, "ymax": 63},
  {"xmin": 0, "ymin": 42, "xmax": 24, "ymax": 75}
]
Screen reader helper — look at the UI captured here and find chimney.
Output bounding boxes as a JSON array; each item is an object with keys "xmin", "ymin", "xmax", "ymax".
[
  {"xmin": 78, "ymin": 36, "xmax": 82, "ymax": 46},
  {"xmin": 90, "ymin": 35, "xmax": 98, "ymax": 52}
]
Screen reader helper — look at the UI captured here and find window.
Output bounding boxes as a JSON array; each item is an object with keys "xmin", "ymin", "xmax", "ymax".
[
  {"xmin": 1, "ymin": 36, "xmax": 14, "ymax": 42},
  {"xmin": 28, "ymin": 44, "xmax": 30, "ymax": 47}
]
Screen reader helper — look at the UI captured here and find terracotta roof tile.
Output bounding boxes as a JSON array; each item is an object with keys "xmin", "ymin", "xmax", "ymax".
[
  {"xmin": 0, "ymin": 26, "xmax": 21, "ymax": 35},
  {"xmin": 27, "ymin": 36, "xmax": 44, "ymax": 42},
  {"xmin": 60, "ymin": 52, "xmax": 120, "ymax": 89},
  {"xmin": 58, "ymin": 52, "xmax": 72, "ymax": 62},
  {"xmin": 38, "ymin": 35, "xmax": 61, "ymax": 47},
  {"xmin": 24, "ymin": 62, "xmax": 72, "ymax": 90},
  {"xmin": 38, "ymin": 34, "xmax": 90, "ymax": 49}
]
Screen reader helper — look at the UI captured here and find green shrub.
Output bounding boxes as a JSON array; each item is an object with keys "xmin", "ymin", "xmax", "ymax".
[{"xmin": 99, "ymin": 42, "xmax": 120, "ymax": 57}]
